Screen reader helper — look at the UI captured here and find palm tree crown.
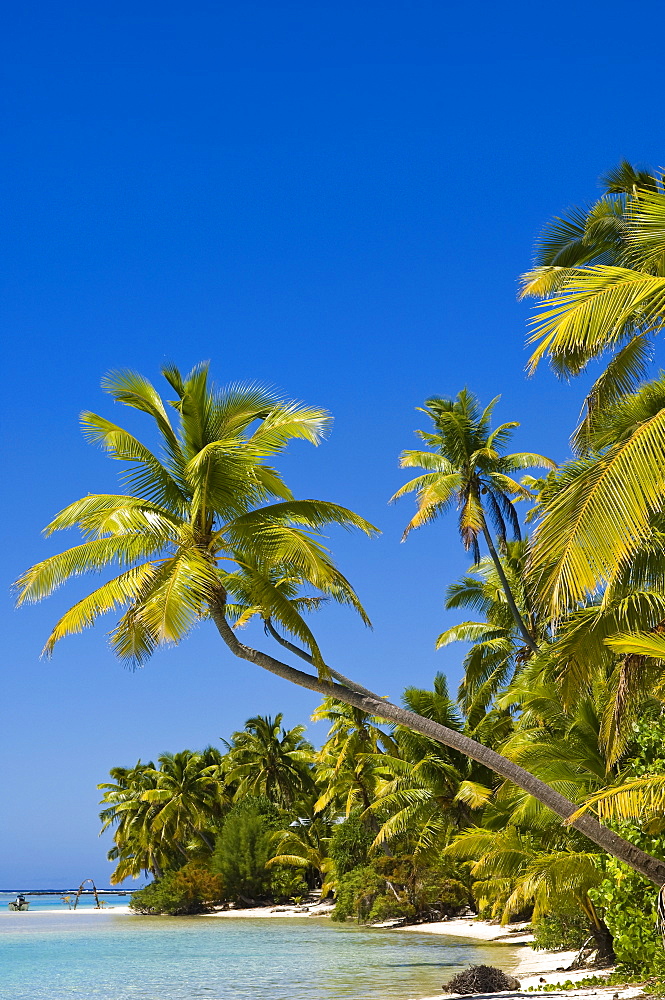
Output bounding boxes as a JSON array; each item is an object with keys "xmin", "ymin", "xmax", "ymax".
[
  {"xmin": 223, "ymin": 714, "xmax": 315, "ymax": 808},
  {"xmin": 392, "ymin": 390, "xmax": 554, "ymax": 653},
  {"xmin": 520, "ymin": 161, "xmax": 665, "ymax": 451},
  {"xmin": 15, "ymin": 363, "xmax": 378, "ymax": 669},
  {"xmin": 392, "ymin": 389, "xmax": 553, "ymax": 560}
]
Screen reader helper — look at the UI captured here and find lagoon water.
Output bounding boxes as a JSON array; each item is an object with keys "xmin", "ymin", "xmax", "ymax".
[{"xmin": 0, "ymin": 906, "xmax": 511, "ymax": 1000}]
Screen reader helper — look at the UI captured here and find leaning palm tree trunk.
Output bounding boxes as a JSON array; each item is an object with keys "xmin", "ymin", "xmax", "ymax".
[{"xmin": 211, "ymin": 596, "xmax": 665, "ymax": 886}]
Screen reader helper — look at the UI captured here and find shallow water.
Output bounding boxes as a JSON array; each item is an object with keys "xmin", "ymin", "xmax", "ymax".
[
  {"xmin": 0, "ymin": 912, "xmax": 512, "ymax": 1000},
  {"xmin": 0, "ymin": 892, "xmax": 129, "ymax": 912}
]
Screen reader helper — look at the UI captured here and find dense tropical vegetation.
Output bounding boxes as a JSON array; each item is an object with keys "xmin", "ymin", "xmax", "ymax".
[{"xmin": 17, "ymin": 162, "xmax": 665, "ymax": 975}]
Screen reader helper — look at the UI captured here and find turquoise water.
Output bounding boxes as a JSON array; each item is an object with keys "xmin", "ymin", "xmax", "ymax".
[
  {"xmin": 0, "ymin": 912, "xmax": 514, "ymax": 1000},
  {"xmin": 0, "ymin": 892, "xmax": 130, "ymax": 912}
]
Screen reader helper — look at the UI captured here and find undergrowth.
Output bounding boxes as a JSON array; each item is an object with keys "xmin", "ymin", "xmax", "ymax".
[{"xmin": 528, "ymin": 970, "xmax": 665, "ymax": 995}]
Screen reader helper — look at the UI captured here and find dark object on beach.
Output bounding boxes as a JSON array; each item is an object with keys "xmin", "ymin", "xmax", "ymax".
[{"xmin": 442, "ymin": 965, "xmax": 521, "ymax": 994}]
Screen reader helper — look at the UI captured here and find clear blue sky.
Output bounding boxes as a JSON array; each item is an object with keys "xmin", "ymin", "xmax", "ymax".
[{"xmin": 2, "ymin": 0, "xmax": 663, "ymax": 887}]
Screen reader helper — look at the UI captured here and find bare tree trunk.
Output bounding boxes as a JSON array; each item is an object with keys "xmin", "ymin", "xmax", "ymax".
[
  {"xmin": 481, "ymin": 526, "xmax": 540, "ymax": 655},
  {"xmin": 210, "ymin": 597, "xmax": 665, "ymax": 886},
  {"xmin": 198, "ymin": 830, "xmax": 215, "ymax": 851}
]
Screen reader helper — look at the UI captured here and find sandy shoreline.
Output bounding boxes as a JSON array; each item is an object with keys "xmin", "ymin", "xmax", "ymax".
[
  {"xmin": 401, "ymin": 918, "xmax": 639, "ymax": 1000},
  {"xmin": 207, "ymin": 907, "xmax": 634, "ymax": 998}
]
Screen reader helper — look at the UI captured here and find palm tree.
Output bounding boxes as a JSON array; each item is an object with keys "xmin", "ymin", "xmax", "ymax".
[
  {"xmin": 519, "ymin": 167, "xmax": 665, "ymax": 619},
  {"xmin": 438, "ymin": 543, "xmax": 538, "ymax": 720},
  {"xmin": 15, "ymin": 362, "xmax": 376, "ymax": 668},
  {"xmin": 312, "ymin": 699, "xmax": 396, "ymax": 819},
  {"xmin": 445, "ymin": 827, "xmax": 614, "ymax": 960},
  {"xmin": 98, "ymin": 761, "xmax": 175, "ymax": 882},
  {"xmin": 370, "ymin": 677, "xmax": 491, "ymax": 856},
  {"xmin": 223, "ymin": 714, "xmax": 315, "ymax": 808},
  {"xmin": 520, "ymin": 161, "xmax": 664, "ymax": 446},
  {"xmin": 16, "ymin": 363, "xmax": 665, "ymax": 885},
  {"xmin": 527, "ymin": 375, "xmax": 665, "ymax": 618},
  {"xmin": 538, "ymin": 517, "xmax": 665, "ymax": 759},
  {"xmin": 141, "ymin": 750, "xmax": 228, "ymax": 853},
  {"xmin": 266, "ymin": 812, "xmax": 334, "ymax": 893},
  {"xmin": 391, "ymin": 390, "xmax": 554, "ymax": 654}
]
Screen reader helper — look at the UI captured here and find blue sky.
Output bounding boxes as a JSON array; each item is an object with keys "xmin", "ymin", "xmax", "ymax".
[{"xmin": 2, "ymin": 0, "xmax": 664, "ymax": 887}]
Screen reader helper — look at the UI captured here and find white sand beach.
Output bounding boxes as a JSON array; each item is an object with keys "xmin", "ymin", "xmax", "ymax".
[{"xmin": 402, "ymin": 917, "xmax": 641, "ymax": 1000}]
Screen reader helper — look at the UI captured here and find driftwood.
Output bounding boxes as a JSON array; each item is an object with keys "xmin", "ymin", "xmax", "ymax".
[{"xmin": 442, "ymin": 964, "xmax": 521, "ymax": 995}]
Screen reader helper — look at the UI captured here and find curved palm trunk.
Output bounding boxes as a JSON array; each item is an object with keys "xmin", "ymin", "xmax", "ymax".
[
  {"xmin": 198, "ymin": 830, "xmax": 215, "ymax": 851},
  {"xmin": 481, "ymin": 526, "xmax": 540, "ymax": 656},
  {"xmin": 265, "ymin": 620, "xmax": 377, "ymax": 697},
  {"xmin": 211, "ymin": 598, "xmax": 665, "ymax": 886}
]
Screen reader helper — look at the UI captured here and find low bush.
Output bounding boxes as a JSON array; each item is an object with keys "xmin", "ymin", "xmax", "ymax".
[
  {"xmin": 130, "ymin": 863, "xmax": 224, "ymax": 915},
  {"xmin": 267, "ymin": 863, "xmax": 308, "ymax": 903},
  {"xmin": 531, "ymin": 909, "xmax": 590, "ymax": 952},
  {"xmin": 367, "ymin": 895, "xmax": 415, "ymax": 923},
  {"xmin": 329, "ymin": 815, "xmax": 373, "ymax": 878},
  {"xmin": 331, "ymin": 865, "xmax": 384, "ymax": 921},
  {"xmin": 589, "ymin": 860, "xmax": 665, "ymax": 975}
]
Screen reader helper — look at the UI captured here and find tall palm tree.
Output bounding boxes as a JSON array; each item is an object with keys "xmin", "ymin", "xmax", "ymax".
[
  {"xmin": 312, "ymin": 699, "xmax": 396, "ymax": 818},
  {"xmin": 15, "ymin": 362, "xmax": 376, "ymax": 668},
  {"xmin": 519, "ymin": 167, "xmax": 665, "ymax": 619},
  {"xmin": 141, "ymin": 750, "xmax": 228, "ymax": 853},
  {"xmin": 16, "ymin": 363, "xmax": 665, "ymax": 885},
  {"xmin": 438, "ymin": 543, "xmax": 538, "ymax": 721},
  {"xmin": 392, "ymin": 390, "xmax": 554, "ymax": 654},
  {"xmin": 223, "ymin": 714, "xmax": 315, "ymax": 808},
  {"xmin": 527, "ymin": 376, "xmax": 665, "ymax": 617},
  {"xmin": 98, "ymin": 761, "xmax": 174, "ymax": 882},
  {"xmin": 539, "ymin": 517, "xmax": 665, "ymax": 759},
  {"xmin": 370, "ymin": 677, "xmax": 491, "ymax": 856}
]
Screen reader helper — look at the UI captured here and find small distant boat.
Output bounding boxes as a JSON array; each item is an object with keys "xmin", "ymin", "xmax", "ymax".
[{"xmin": 8, "ymin": 900, "xmax": 29, "ymax": 911}]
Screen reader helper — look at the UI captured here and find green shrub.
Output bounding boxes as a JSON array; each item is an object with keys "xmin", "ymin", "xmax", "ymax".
[
  {"xmin": 331, "ymin": 865, "xmax": 384, "ymax": 921},
  {"xmin": 211, "ymin": 800, "xmax": 276, "ymax": 902},
  {"xmin": 130, "ymin": 863, "xmax": 224, "ymax": 915},
  {"xmin": 267, "ymin": 864, "xmax": 308, "ymax": 903},
  {"xmin": 532, "ymin": 909, "xmax": 590, "ymax": 952},
  {"xmin": 590, "ymin": 861, "xmax": 665, "ymax": 975},
  {"xmin": 329, "ymin": 815, "xmax": 373, "ymax": 877},
  {"xmin": 367, "ymin": 895, "xmax": 416, "ymax": 923}
]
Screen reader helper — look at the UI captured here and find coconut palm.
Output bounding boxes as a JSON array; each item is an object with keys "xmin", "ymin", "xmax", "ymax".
[
  {"xmin": 223, "ymin": 714, "xmax": 315, "ymax": 808},
  {"xmin": 521, "ymin": 162, "xmax": 665, "ymax": 448},
  {"xmin": 444, "ymin": 827, "xmax": 614, "ymax": 960},
  {"xmin": 392, "ymin": 390, "xmax": 554, "ymax": 654},
  {"xmin": 438, "ymin": 543, "xmax": 539, "ymax": 720},
  {"xmin": 312, "ymin": 699, "xmax": 396, "ymax": 818},
  {"xmin": 528, "ymin": 375, "xmax": 665, "ymax": 618},
  {"xmin": 266, "ymin": 812, "xmax": 334, "ymax": 893},
  {"xmin": 370, "ymin": 675, "xmax": 492, "ymax": 855},
  {"xmin": 520, "ymin": 169, "xmax": 665, "ymax": 618},
  {"xmin": 494, "ymin": 670, "xmax": 617, "ymax": 831},
  {"xmin": 15, "ymin": 362, "xmax": 377, "ymax": 669},
  {"xmin": 98, "ymin": 761, "xmax": 175, "ymax": 882},
  {"xmin": 539, "ymin": 521, "xmax": 665, "ymax": 760},
  {"xmin": 17, "ymin": 363, "xmax": 665, "ymax": 885},
  {"xmin": 141, "ymin": 750, "xmax": 228, "ymax": 853}
]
